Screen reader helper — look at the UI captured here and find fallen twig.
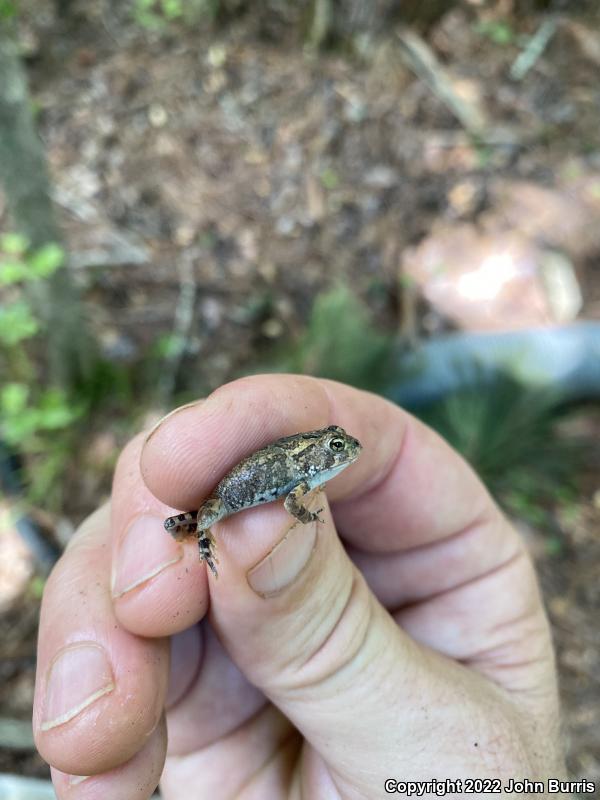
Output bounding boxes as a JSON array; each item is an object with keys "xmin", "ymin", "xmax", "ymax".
[
  {"xmin": 158, "ymin": 250, "xmax": 197, "ymax": 403},
  {"xmin": 510, "ymin": 15, "xmax": 559, "ymax": 81},
  {"xmin": 396, "ymin": 27, "xmax": 488, "ymax": 139}
]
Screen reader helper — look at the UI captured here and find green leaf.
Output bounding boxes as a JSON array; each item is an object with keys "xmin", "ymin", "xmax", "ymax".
[
  {"xmin": 28, "ymin": 243, "xmax": 65, "ymax": 278},
  {"xmin": 153, "ymin": 332, "xmax": 184, "ymax": 359},
  {"xmin": 0, "ymin": 302, "xmax": 40, "ymax": 345},
  {"xmin": 29, "ymin": 575, "xmax": 47, "ymax": 599},
  {"xmin": 474, "ymin": 20, "xmax": 515, "ymax": 46},
  {"xmin": 320, "ymin": 167, "xmax": 339, "ymax": 190},
  {"xmin": 0, "ymin": 383, "xmax": 29, "ymax": 414},
  {"xmin": 37, "ymin": 389, "xmax": 83, "ymax": 430},
  {"xmin": 0, "ymin": 408, "xmax": 40, "ymax": 446},
  {"xmin": 0, "ymin": 232, "xmax": 29, "ymax": 255},
  {"xmin": 161, "ymin": 0, "xmax": 183, "ymax": 19},
  {"xmin": 0, "ymin": 0, "xmax": 17, "ymax": 20},
  {"xmin": 0, "ymin": 260, "xmax": 28, "ymax": 284}
]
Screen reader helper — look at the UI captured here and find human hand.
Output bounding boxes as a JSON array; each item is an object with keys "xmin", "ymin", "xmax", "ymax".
[{"xmin": 34, "ymin": 376, "xmax": 566, "ymax": 799}]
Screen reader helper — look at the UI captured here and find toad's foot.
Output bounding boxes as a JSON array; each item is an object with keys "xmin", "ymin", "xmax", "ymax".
[{"xmin": 164, "ymin": 510, "xmax": 198, "ymax": 540}]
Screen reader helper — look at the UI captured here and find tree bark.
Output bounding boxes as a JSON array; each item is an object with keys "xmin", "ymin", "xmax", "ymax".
[
  {"xmin": 310, "ymin": 0, "xmax": 459, "ymax": 46},
  {"xmin": 330, "ymin": 0, "xmax": 457, "ymax": 38},
  {"xmin": 0, "ymin": 22, "xmax": 90, "ymax": 388}
]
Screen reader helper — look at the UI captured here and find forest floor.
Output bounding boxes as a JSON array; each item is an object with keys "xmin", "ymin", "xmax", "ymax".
[{"xmin": 1, "ymin": 0, "xmax": 599, "ymax": 784}]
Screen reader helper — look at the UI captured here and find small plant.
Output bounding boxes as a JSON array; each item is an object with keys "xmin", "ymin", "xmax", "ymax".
[
  {"xmin": 473, "ymin": 19, "xmax": 516, "ymax": 46},
  {"xmin": 415, "ymin": 372, "xmax": 587, "ymax": 528},
  {"xmin": 257, "ymin": 284, "xmax": 410, "ymax": 394},
  {"xmin": 0, "ymin": 233, "xmax": 84, "ymax": 506},
  {"xmin": 132, "ymin": 0, "xmax": 220, "ymax": 29},
  {"xmin": 0, "ymin": 0, "xmax": 16, "ymax": 20}
]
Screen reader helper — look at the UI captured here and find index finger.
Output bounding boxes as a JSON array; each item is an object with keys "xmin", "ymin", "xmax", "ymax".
[{"xmin": 141, "ymin": 374, "xmax": 497, "ymax": 554}]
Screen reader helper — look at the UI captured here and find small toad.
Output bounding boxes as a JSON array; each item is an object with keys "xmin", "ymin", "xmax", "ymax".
[{"xmin": 164, "ymin": 425, "xmax": 362, "ymax": 577}]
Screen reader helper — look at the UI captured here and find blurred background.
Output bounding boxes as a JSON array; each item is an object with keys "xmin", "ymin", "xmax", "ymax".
[{"xmin": 0, "ymin": 0, "xmax": 599, "ymax": 793}]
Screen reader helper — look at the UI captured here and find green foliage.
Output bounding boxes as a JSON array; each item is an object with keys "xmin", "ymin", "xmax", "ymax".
[
  {"xmin": 28, "ymin": 242, "xmax": 65, "ymax": 278},
  {"xmin": 0, "ymin": 235, "xmax": 83, "ymax": 507},
  {"xmin": 1, "ymin": 232, "xmax": 28, "ymax": 254},
  {"xmin": 261, "ymin": 284, "xmax": 407, "ymax": 394},
  {"xmin": 415, "ymin": 373, "xmax": 587, "ymax": 527},
  {"xmin": 0, "ymin": 301, "xmax": 40, "ymax": 344},
  {"xmin": 0, "ymin": 383, "xmax": 82, "ymax": 447},
  {"xmin": 0, "ymin": 0, "xmax": 16, "ymax": 20},
  {"xmin": 319, "ymin": 167, "xmax": 340, "ymax": 190},
  {"xmin": 153, "ymin": 331, "xmax": 186, "ymax": 359},
  {"xmin": 132, "ymin": 0, "xmax": 219, "ymax": 29},
  {"xmin": 28, "ymin": 575, "xmax": 47, "ymax": 600},
  {"xmin": 473, "ymin": 19, "xmax": 516, "ymax": 46}
]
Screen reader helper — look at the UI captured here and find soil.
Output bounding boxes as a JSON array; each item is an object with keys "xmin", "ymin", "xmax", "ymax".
[{"xmin": 1, "ymin": 0, "xmax": 599, "ymax": 785}]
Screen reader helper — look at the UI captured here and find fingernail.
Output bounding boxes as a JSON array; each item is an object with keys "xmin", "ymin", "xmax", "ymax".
[
  {"xmin": 112, "ymin": 515, "xmax": 183, "ymax": 598},
  {"xmin": 69, "ymin": 775, "xmax": 90, "ymax": 786},
  {"xmin": 247, "ymin": 518, "xmax": 318, "ymax": 597},
  {"xmin": 144, "ymin": 399, "xmax": 204, "ymax": 444},
  {"xmin": 41, "ymin": 644, "xmax": 114, "ymax": 731}
]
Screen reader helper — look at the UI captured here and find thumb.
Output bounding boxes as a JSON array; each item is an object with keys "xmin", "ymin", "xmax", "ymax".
[{"xmin": 207, "ymin": 491, "xmax": 461, "ymax": 791}]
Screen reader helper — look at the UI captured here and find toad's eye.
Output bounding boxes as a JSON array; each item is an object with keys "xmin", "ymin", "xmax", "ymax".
[{"xmin": 329, "ymin": 437, "xmax": 345, "ymax": 451}]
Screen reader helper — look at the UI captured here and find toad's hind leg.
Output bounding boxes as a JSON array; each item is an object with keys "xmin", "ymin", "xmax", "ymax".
[
  {"xmin": 198, "ymin": 530, "xmax": 219, "ymax": 578},
  {"xmin": 164, "ymin": 510, "xmax": 198, "ymax": 540},
  {"xmin": 165, "ymin": 497, "xmax": 225, "ymax": 577},
  {"xmin": 196, "ymin": 497, "xmax": 226, "ymax": 578}
]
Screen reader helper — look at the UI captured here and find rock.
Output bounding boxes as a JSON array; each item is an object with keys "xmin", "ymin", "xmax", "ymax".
[
  {"xmin": 402, "ymin": 172, "xmax": 599, "ymax": 331},
  {"xmin": 402, "ymin": 224, "xmax": 575, "ymax": 330}
]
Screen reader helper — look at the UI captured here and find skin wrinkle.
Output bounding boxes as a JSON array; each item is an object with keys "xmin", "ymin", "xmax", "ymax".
[
  {"xmin": 485, "ymin": 606, "xmax": 546, "ymax": 642},
  {"xmin": 465, "ymin": 624, "xmax": 548, "ymax": 667},
  {"xmin": 346, "ymin": 511, "xmax": 486, "ymax": 561},
  {"xmin": 295, "ymin": 572, "xmax": 359, "ymax": 677},
  {"xmin": 285, "ymin": 578, "xmax": 376, "ymax": 694},
  {"xmin": 346, "ymin": 509, "xmax": 505, "ymax": 609},
  {"xmin": 392, "ymin": 545, "xmax": 527, "ymax": 617}
]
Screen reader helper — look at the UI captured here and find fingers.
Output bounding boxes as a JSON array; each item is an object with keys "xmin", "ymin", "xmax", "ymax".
[
  {"xmin": 165, "ymin": 622, "xmax": 265, "ymax": 757},
  {"xmin": 49, "ymin": 716, "xmax": 166, "ymax": 799},
  {"xmin": 33, "ymin": 505, "xmax": 169, "ymax": 778},
  {"xmin": 110, "ymin": 433, "xmax": 208, "ymax": 638},
  {"xmin": 142, "ymin": 374, "xmax": 494, "ymax": 544},
  {"xmin": 175, "ymin": 490, "xmax": 528, "ymax": 791},
  {"xmin": 110, "ymin": 431, "xmax": 288, "ymax": 788},
  {"xmin": 140, "ymin": 375, "xmax": 504, "ymax": 591},
  {"xmin": 197, "ymin": 489, "xmax": 422, "ymax": 788},
  {"xmin": 134, "ymin": 374, "xmax": 559, "ymax": 788}
]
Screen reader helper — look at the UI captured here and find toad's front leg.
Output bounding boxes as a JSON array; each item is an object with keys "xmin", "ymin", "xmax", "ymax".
[{"xmin": 284, "ymin": 481, "xmax": 324, "ymax": 525}]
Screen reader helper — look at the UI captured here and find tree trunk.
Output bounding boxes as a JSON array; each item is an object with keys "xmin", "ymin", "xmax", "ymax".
[
  {"xmin": 0, "ymin": 22, "xmax": 90, "ymax": 388},
  {"xmin": 311, "ymin": 0, "xmax": 459, "ymax": 46}
]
